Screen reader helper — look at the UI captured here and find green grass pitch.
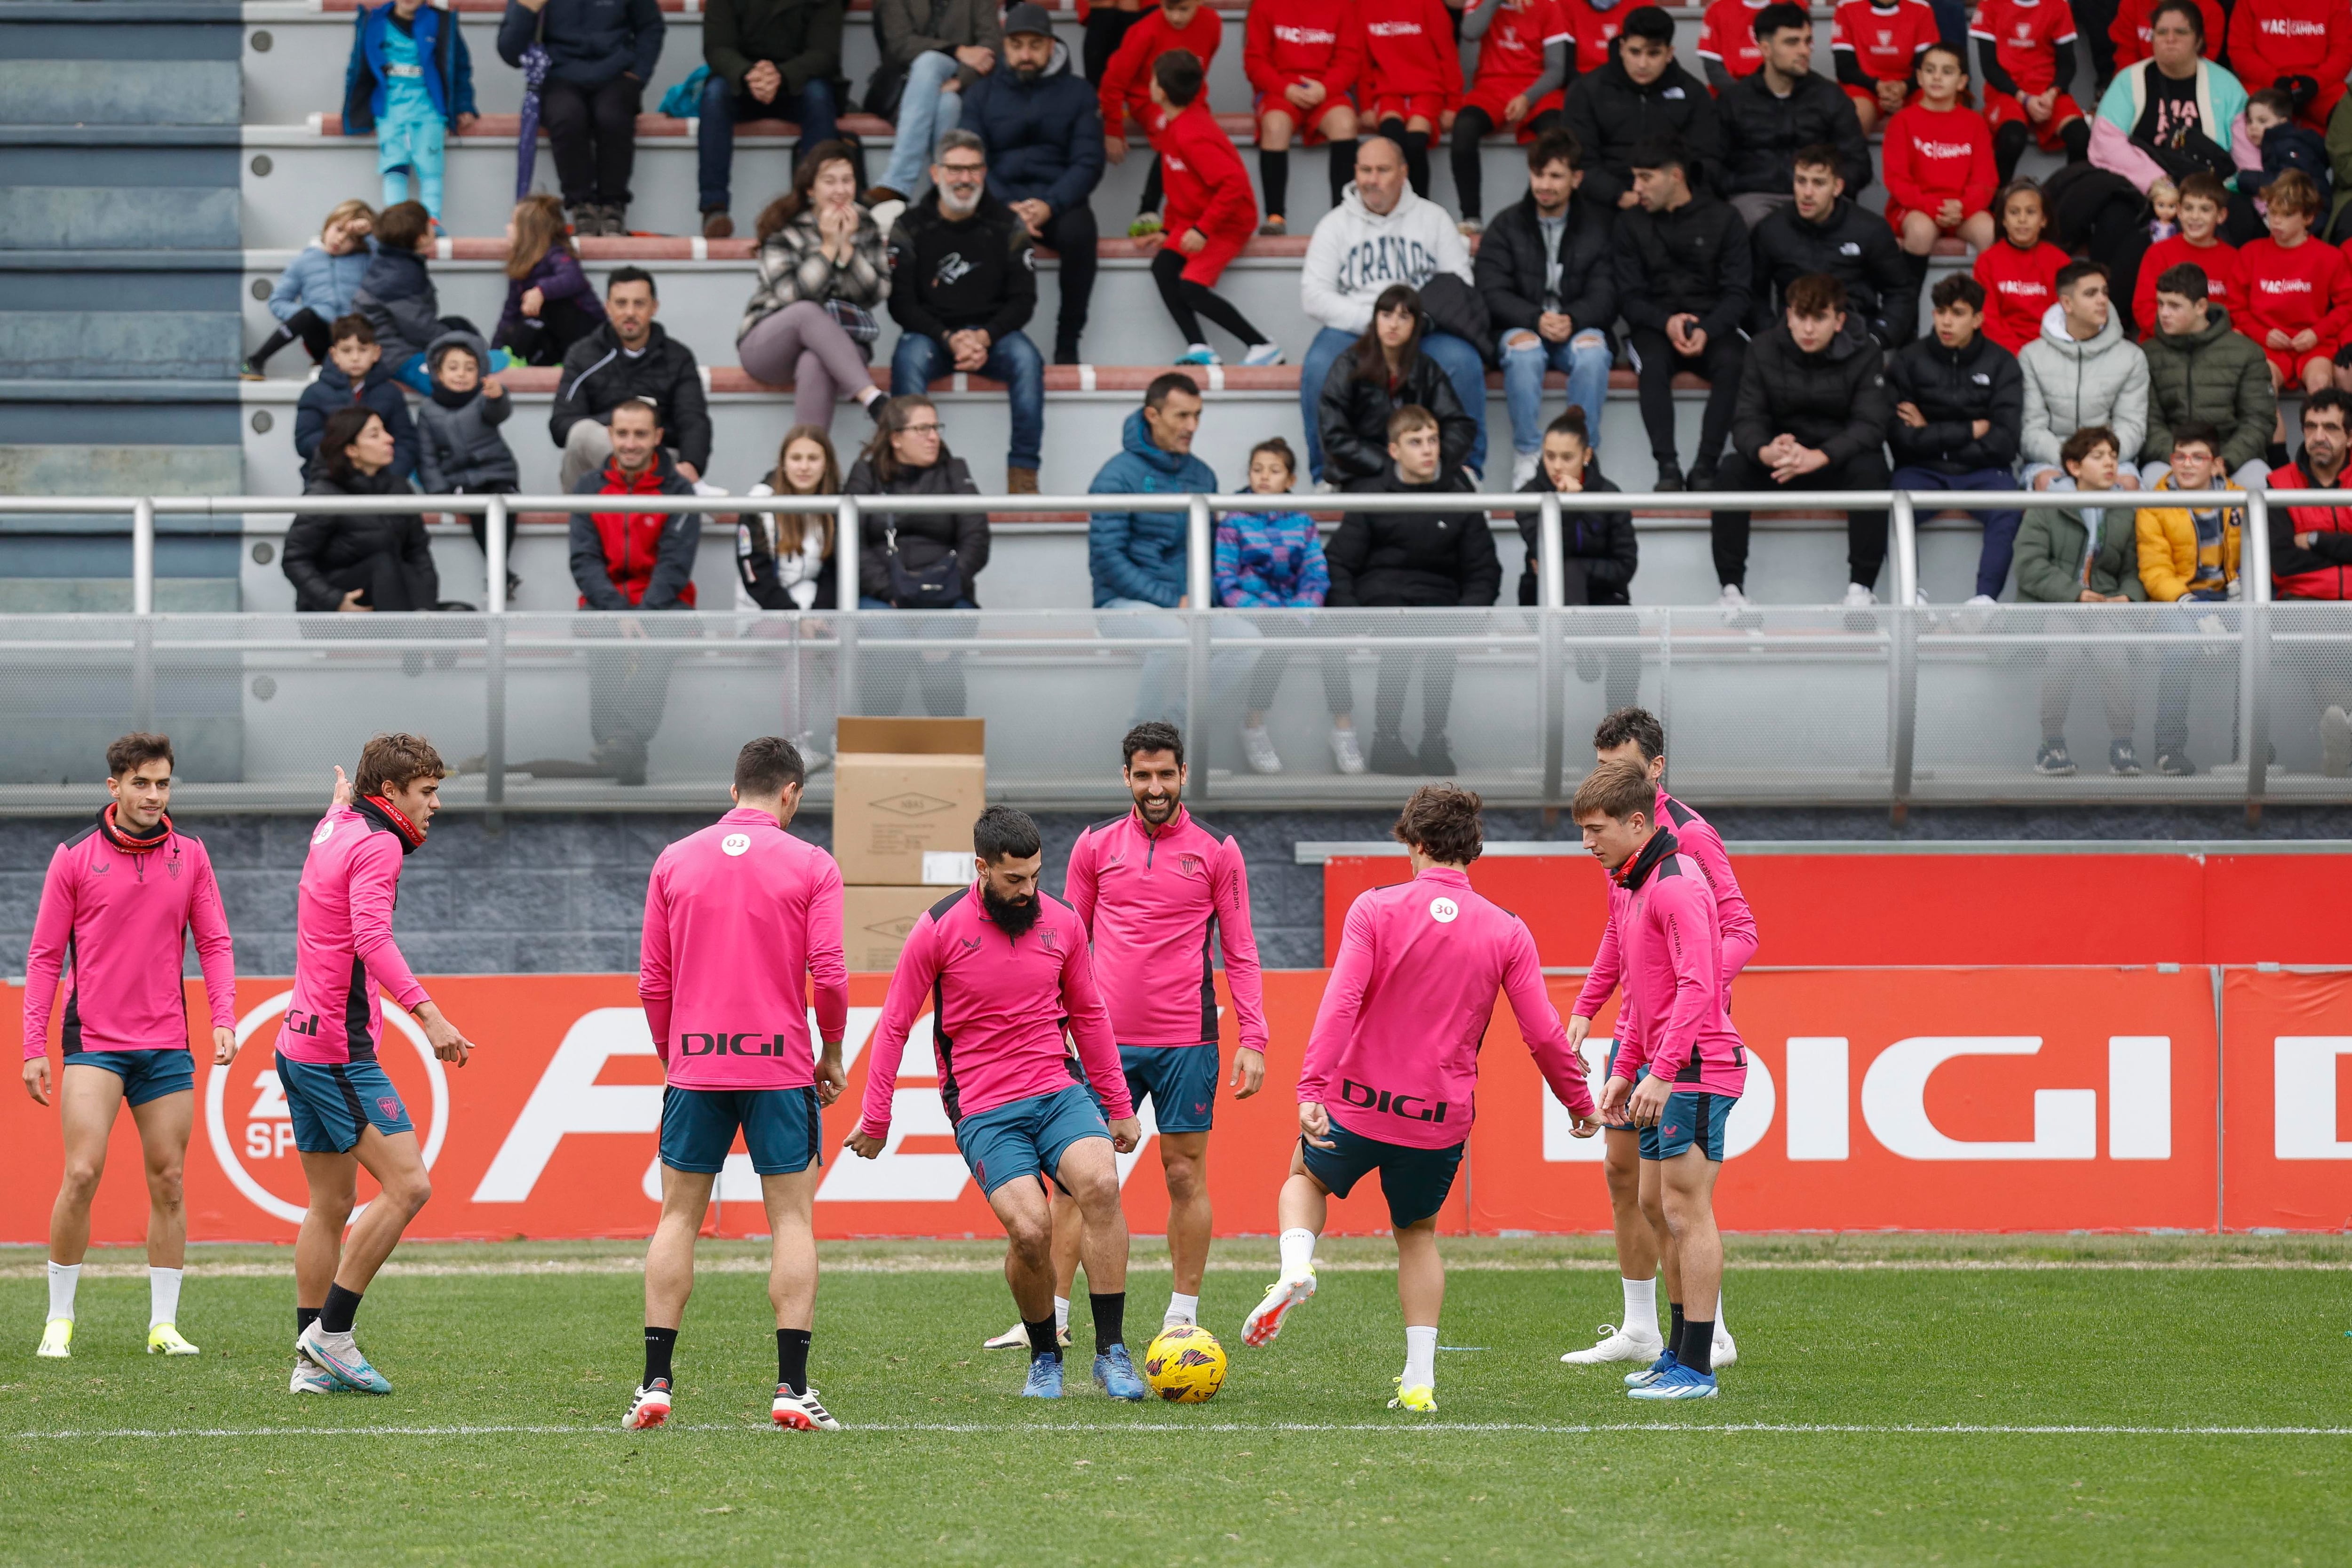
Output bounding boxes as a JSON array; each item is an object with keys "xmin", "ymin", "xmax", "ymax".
[{"xmin": 2, "ymin": 1234, "xmax": 2348, "ymax": 1566}]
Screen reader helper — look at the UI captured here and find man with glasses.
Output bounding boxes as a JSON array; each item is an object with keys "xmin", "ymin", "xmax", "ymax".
[{"xmin": 886, "ymin": 128, "xmax": 1049, "ymax": 493}]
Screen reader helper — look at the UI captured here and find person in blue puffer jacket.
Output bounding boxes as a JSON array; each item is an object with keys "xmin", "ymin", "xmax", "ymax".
[
  {"xmin": 1088, "ymin": 374, "xmax": 1261, "ymax": 727},
  {"xmin": 246, "ymin": 199, "xmax": 379, "ymax": 378},
  {"xmin": 343, "ymin": 0, "xmax": 479, "ymax": 222}
]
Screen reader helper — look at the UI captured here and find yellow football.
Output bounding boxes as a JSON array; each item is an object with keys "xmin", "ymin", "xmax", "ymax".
[{"xmin": 1141, "ymin": 1323, "xmax": 1228, "ymax": 1403}]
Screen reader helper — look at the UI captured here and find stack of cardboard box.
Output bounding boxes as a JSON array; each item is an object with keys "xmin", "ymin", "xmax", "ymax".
[{"xmin": 831, "ymin": 717, "xmax": 988, "ymax": 973}]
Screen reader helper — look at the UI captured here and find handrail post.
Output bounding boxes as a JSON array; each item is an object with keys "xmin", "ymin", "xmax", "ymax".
[
  {"xmin": 1538, "ymin": 492, "xmax": 1565, "ymax": 804},
  {"xmin": 485, "ymin": 493, "xmax": 509, "ymax": 614},
  {"xmin": 483, "ymin": 494, "xmax": 508, "ymax": 814},
  {"xmin": 131, "ymin": 497, "xmax": 156, "ymax": 617},
  {"xmin": 1186, "ymin": 494, "xmax": 1212, "ymax": 798},
  {"xmin": 1888, "ymin": 489, "xmax": 1919, "ymax": 825},
  {"xmin": 2242, "ymin": 490, "xmax": 2272, "ymax": 824},
  {"xmin": 835, "ymin": 496, "xmax": 861, "ymax": 717}
]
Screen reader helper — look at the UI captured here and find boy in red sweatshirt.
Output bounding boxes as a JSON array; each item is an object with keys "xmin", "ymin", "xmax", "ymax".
[
  {"xmin": 1971, "ymin": 0, "xmax": 2090, "ymax": 181},
  {"xmin": 1831, "ymin": 0, "xmax": 1940, "ymax": 132},
  {"xmin": 1695, "ymin": 0, "xmax": 1773, "ymax": 89},
  {"xmin": 1102, "ymin": 0, "xmax": 1224, "ymax": 223},
  {"xmin": 1359, "ymin": 0, "xmax": 1462, "ymax": 196},
  {"xmin": 2227, "ymin": 0, "xmax": 2352, "ymax": 131},
  {"xmin": 1148, "ymin": 51, "xmax": 1284, "ymax": 365},
  {"xmin": 2239, "ymin": 169, "xmax": 2352, "ymax": 394},
  {"xmin": 1453, "ymin": 0, "xmax": 1573, "ymax": 227},
  {"xmin": 1973, "ymin": 179, "xmax": 2069, "ymax": 351},
  {"xmin": 1245, "ymin": 0, "xmax": 1364, "ymax": 231},
  {"xmin": 1563, "ymin": 0, "xmax": 1631, "ymax": 72},
  {"xmin": 2134, "ymin": 171, "xmax": 2241, "ymax": 335},
  {"xmin": 1882, "ymin": 42, "xmax": 1997, "ymax": 256}
]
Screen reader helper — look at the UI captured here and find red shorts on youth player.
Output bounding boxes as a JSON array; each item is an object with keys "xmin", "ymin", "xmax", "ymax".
[
  {"xmin": 1367, "ymin": 92, "xmax": 1448, "ymax": 137},
  {"xmin": 2266, "ymin": 344, "xmax": 2338, "ymax": 383},
  {"xmin": 1253, "ymin": 89, "xmax": 1356, "ymax": 144},
  {"xmin": 1984, "ymin": 89, "xmax": 2083, "ymax": 150},
  {"xmin": 1175, "ymin": 230, "xmax": 1250, "ymax": 287},
  {"xmin": 1462, "ymin": 83, "xmax": 1565, "ymax": 141}
]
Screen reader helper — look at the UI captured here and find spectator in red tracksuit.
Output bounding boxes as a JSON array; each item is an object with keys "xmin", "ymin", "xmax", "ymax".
[
  {"xmin": 1974, "ymin": 179, "xmax": 2070, "ymax": 351},
  {"xmin": 1831, "ymin": 0, "xmax": 1940, "ymax": 133},
  {"xmin": 2109, "ymin": 0, "xmax": 2221, "ymax": 69},
  {"xmin": 1147, "ymin": 53, "xmax": 1278, "ymax": 364},
  {"xmin": 1563, "ymin": 0, "xmax": 1632, "ymax": 72},
  {"xmin": 2268, "ymin": 389, "xmax": 2352, "ymax": 772},
  {"xmin": 2237, "ymin": 170, "xmax": 2352, "ymax": 396},
  {"xmin": 566, "ymin": 397, "xmax": 701, "ymax": 786},
  {"xmin": 1971, "ymin": 0, "xmax": 2090, "ymax": 181},
  {"xmin": 1359, "ymin": 0, "xmax": 1463, "ymax": 196},
  {"xmin": 1100, "ymin": 0, "xmax": 1223, "ymax": 223},
  {"xmin": 2135, "ymin": 170, "xmax": 2241, "ymax": 335},
  {"xmin": 1696, "ymin": 0, "xmax": 1773, "ymax": 88},
  {"xmin": 2226, "ymin": 0, "xmax": 2352, "ymax": 132},
  {"xmin": 1882, "ymin": 42, "xmax": 1999, "ymax": 256},
  {"xmin": 1244, "ymin": 0, "xmax": 1363, "ymax": 231}
]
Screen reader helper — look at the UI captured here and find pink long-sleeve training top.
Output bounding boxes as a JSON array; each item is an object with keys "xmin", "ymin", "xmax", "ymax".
[
  {"xmin": 1573, "ymin": 787, "xmax": 1758, "ymax": 1038},
  {"xmin": 21, "ymin": 809, "xmax": 236, "ymax": 1059},
  {"xmin": 1587, "ymin": 830, "xmax": 1749, "ymax": 1098},
  {"xmin": 858, "ymin": 883, "xmax": 1135, "ymax": 1138},
  {"xmin": 276, "ymin": 801, "xmax": 430, "ymax": 1065},
  {"xmin": 1298, "ymin": 865, "xmax": 1596, "ymax": 1149},
  {"xmin": 1064, "ymin": 805, "xmax": 1269, "ymax": 1051},
  {"xmin": 638, "ymin": 806, "xmax": 850, "ymax": 1090}
]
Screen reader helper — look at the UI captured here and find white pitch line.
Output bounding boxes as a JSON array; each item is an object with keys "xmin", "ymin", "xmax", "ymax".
[{"xmin": 11, "ymin": 1422, "xmax": 2352, "ymax": 1440}]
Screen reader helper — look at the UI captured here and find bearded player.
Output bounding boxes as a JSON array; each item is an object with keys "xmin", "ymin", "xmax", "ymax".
[
  {"xmin": 1561, "ymin": 707, "xmax": 1754, "ymax": 1372},
  {"xmin": 849, "ymin": 807, "xmax": 1149, "ymax": 1401},
  {"xmin": 628, "ymin": 737, "xmax": 850, "ymax": 1433},
  {"xmin": 23, "ymin": 733, "xmax": 238, "ymax": 1359},
  {"xmin": 1576, "ymin": 760, "xmax": 1748, "ymax": 1401},
  {"xmin": 280, "ymin": 733, "xmax": 477, "ymax": 1395},
  {"xmin": 1241, "ymin": 785, "xmax": 1599, "ymax": 1414}
]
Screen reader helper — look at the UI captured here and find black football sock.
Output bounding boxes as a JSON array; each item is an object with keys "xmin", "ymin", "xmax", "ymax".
[
  {"xmin": 777, "ymin": 1328, "xmax": 811, "ymax": 1396},
  {"xmin": 296, "ymin": 1305, "xmax": 320, "ymax": 1336},
  {"xmin": 319, "ymin": 1283, "xmax": 362, "ymax": 1335},
  {"xmin": 1681, "ymin": 1317, "xmax": 1716, "ymax": 1376},
  {"xmin": 1025, "ymin": 1315, "xmax": 1061, "ymax": 1360},
  {"xmin": 1259, "ymin": 147, "xmax": 1289, "ymax": 219},
  {"xmin": 1993, "ymin": 122, "xmax": 2029, "ymax": 184},
  {"xmin": 1668, "ymin": 1300, "xmax": 1685, "ymax": 1354},
  {"xmin": 1327, "ymin": 139, "xmax": 1359, "ymax": 205},
  {"xmin": 2060, "ymin": 118, "xmax": 2090, "ymax": 163},
  {"xmin": 1091, "ymin": 1290, "xmax": 1127, "ymax": 1350},
  {"xmin": 644, "ymin": 1325, "xmax": 677, "ymax": 1386}
]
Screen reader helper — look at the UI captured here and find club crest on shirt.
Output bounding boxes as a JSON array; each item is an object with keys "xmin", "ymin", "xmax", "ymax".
[
  {"xmin": 1177, "ymin": 853, "xmax": 1203, "ymax": 876},
  {"xmin": 166, "ymin": 853, "xmax": 183, "ymax": 879},
  {"xmin": 1037, "ymin": 927, "xmax": 1061, "ymax": 952}
]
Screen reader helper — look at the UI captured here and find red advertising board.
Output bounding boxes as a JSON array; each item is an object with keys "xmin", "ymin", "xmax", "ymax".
[{"xmin": 9, "ymin": 963, "xmax": 2329, "ymax": 1240}]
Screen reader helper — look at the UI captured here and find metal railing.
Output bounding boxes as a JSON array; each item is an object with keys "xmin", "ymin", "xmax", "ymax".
[{"xmin": 0, "ymin": 487, "xmax": 2343, "ymax": 822}]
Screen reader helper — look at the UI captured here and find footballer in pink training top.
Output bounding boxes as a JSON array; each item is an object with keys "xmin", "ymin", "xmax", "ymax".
[
  {"xmin": 278, "ymin": 734, "xmax": 477, "ymax": 1398},
  {"xmin": 629, "ymin": 737, "xmax": 850, "ymax": 1433},
  {"xmin": 1577, "ymin": 759, "xmax": 1749, "ymax": 1402},
  {"xmin": 1242, "ymin": 786, "xmax": 1599, "ymax": 1414},
  {"xmin": 847, "ymin": 807, "xmax": 1149, "ymax": 1402},
  {"xmin": 23, "ymin": 732, "xmax": 238, "ymax": 1361},
  {"xmin": 1065, "ymin": 723, "xmax": 1269, "ymax": 1333},
  {"xmin": 1564, "ymin": 707, "xmax": 1753, "ymax": 1372}
]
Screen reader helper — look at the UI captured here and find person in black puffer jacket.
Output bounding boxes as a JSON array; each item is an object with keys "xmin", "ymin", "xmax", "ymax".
[
  {"xmin": 283, "ymin": 404, "xmax": 441, "ymax": 614},
  {"xmin": 1511, "ymin": 406, "xmax": 1642, "ymax": 715},
  {"xmin": 1318, "ymin": 285, "xmax": 1480, "ymax": 491},
  {"xmin": 1613, "ymin": 136, "xmax": 1752, "ymax": 489},
  {"xmin": 845, "ymin": 394, "xmax": 991, "ymax": 715},
  {"xmin": 1715, "ymin": 4, "xmax": 1872, "ymax": 224},
  {"xmin": 1748, "ymin": 152, "xmax": 1919, "ymax": 347},
  {"xmin": 550, "ymin": 267, "xmax": 715, "ymax": 490},
  {"xmin": 1327, "ymin": 406, "xmax": 1502, "ymax": 776},
  {"xmin": 1559, "ymin": 7, "xmax": 1723, "ymax": 208},
  {"xmin": 1887, "ymin": 273, "xmax": 2029, "ymax": 603},
  {"xmin": 1713, "ymin": 272, "xmax": 1895, "ymax": 605}
]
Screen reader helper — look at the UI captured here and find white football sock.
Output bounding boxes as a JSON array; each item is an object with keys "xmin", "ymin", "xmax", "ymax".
[
  {"xmin": 47, "ymin": 1261, "xmax": 79, "ymax": 1322},
  {"xmin": 1621, "ymin": 1275, "xmax": 1658, "ymax": 1338},
  {"xmin": 150, "ymin": 1267, "xmax": 183, "ymax": 1329},
  {"xmin": 1052, "ymin": 1296, "xmax": 1070, "ymax": 1333},
  {"xmin": 1164, "ymin": 1292, "xmax": 1199, "ymax": 1326},
  {"xmin": 1402, "ymin": 1324, "xmax": 1438, "ymax": 1390},
  {"xmin": 1278, "ymin": 1227, "xmax": 1317, "ymax": 1279}
]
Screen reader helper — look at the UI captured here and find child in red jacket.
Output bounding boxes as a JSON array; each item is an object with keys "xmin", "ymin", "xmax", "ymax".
[
  {"xmin": 2135, "ymin": 171, "xmax": 2241, "ymax": 336},
  {"xmin": 1696, "ymin": 0, "xmax": 1773, "ymax": 89},
  {"xmin": 1883, "ymin": 43, "xmax": 1998, "ymax": 256},
  {"xmin": 1358, "ymin": 0, "xmax": 1462, "ymax": 196},
  {"xmin": 1245, "ymin": 0, "xmax": 1364, "ymax": 233},
  {"xmin": 1562, "ymin": 0, "xmax": 1630, "ymax": 72},
  {"xmin": 2240, "ymin": 170, "xmax": 2352, "ymax": 394},
  {"xmin": 1102, "ymin": 0, "xmax": 1224, "ymax": 225},
  {"xmin": 1148, "ymin": 51, "xmax": 1284, "ymax": 366},
  {"xmin": 1453, "ymin": 0, "xmax": 1573, "ymax": 229},
  {"xmin": 2227, "ymin": 0, "xmax": 2352, "ymax": 131},
  {"xmin": 1971, "ymin": 0, "xmax": 2090, "ymax": 182},
  {"xmin": 1831, "ymin": 0, "xmax": 1940, "ymax": 132},
  {"xmin": 1973, "ymin": 179, "xmax": 2069, "ymax": 352}
]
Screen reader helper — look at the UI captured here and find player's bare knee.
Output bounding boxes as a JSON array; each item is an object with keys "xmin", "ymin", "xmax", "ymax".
[
  {"xmin": 59, "ymin": 1159, "xmax": 104, "ymax": 1203},
  {"xmin": 146, "ymin": 1161, "xmax": 185, "ymax": 1210},
  {"xmin": 387, "ymin": 1172, "xmax": 432, "ymax": 1216}
]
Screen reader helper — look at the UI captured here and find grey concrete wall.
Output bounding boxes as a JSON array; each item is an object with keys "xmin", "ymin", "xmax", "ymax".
[{"xmin": 6, "ymin": 803, "xmax": 2351, "ymax": 982}]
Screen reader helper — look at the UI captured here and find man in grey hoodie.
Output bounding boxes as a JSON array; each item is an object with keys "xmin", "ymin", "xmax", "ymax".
[{"xmin": 2017, "ymin": 260, "xmax": 2150, "ymax": 492}]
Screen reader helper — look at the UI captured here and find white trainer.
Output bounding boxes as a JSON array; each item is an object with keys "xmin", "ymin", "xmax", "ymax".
[
  {"xmin": 773, "ymin": 1383, "xmax": 842, "ymax": 1431},
  {"xmin": 1964, "ymin": 593, "xmax": 1998, "ymax": 606},
  {"xmin": 1843, "ymin": 582, "xmax": 1877, "ymax": 608},
  {"xmin": 1716, "ymin": 583, "xmax": 1750, "ymax": 616},
  {"xmin": 1712, "ymin": 1323, "xmax": 1738, "ymax": 1370},
  {"xmin": 1241, "ymin": 342, "xmax": 1287, "ymax": 368},
  {"xmin": 1511, "ymin": 450, "xmax": 1541, "ymax": 488},
  {"xmin": 1328, "ymin": 726, "xmax": 1367, "ymax": 775},
  {"xmin": 1242, "ymin": 1273, "xmax": 1316, "ymax": 1348},
  {"xmin": 984, "ymin": 1321, "xmax": 1070, "ymax": 1350},
  {"xmin": 623, "ymin": 1378, "xmax": 672, "ymax": 1429},
  {"xmin": 1560, "ymin": 1322, "xmax": 1666, "ymax": 1365},
  {"xmin": 1240, "ymin": 723, "xmax": 1283, "ymax": 774}
]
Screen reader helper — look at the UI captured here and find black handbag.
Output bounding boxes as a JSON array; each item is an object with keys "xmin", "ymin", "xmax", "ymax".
[{"xmin": 882, "ymin": 521, "xmax": 962, "ymax": 606}]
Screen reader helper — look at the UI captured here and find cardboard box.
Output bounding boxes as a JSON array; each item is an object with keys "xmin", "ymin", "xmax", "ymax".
[
  {"xmin": 831, "ymin": 716, "xmax": 986, "ymax": 885},
  {"xmin": 842, "ymin": 885, "xmax": 954, "ymax": 972}
]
